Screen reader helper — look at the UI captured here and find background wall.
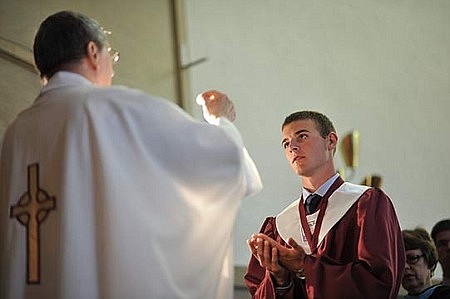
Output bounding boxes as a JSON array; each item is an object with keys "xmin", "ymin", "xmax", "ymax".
[{"xmin": 184, "ymin": 0, "xmax": 450, "ymax": 280}]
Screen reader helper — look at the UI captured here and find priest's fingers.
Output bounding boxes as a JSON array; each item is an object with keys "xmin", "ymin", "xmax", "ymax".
[
  {"xmin": 199, "ymin": 90, "xmax": 221, "ymax": 104},
  {"xmin": 200, "ymin": 90, "xmax": 236, "ymax": 122}
]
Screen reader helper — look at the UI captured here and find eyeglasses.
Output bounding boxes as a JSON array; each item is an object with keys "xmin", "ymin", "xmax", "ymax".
[
  {"xmin": 108, "ymin": 47, "xmax": 120, "ymax": 65},
  {"xmin": 406, "ymin": 254, "xmax": 425, "ymax": 265}
]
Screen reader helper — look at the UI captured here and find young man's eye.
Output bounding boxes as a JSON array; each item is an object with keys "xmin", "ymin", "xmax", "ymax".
[
  {"xmin": 282, "ymin": 142, "xmax": 289, "ymax": 149},
  {"xmin": 299, "ymin": 134, "xmax": 307, "ymax": 140}
]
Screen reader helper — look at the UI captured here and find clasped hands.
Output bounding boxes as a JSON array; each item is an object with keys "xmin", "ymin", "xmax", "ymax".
[{"xmin": 247, "ymin": 233, "xmax": 306, "ymax": 286}]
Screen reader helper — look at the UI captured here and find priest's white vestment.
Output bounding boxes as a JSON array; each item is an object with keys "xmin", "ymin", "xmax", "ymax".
[{"xmin": 0, "ymin": 72, "xmax": 262, "ymax": 299}]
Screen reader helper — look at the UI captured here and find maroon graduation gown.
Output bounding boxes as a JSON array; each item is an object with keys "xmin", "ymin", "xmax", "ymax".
[{"xmin": 244, "ymin": 184, "xmax": 405, "ymax": 299}]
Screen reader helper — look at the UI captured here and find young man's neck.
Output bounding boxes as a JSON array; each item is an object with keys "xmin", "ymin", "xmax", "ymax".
[{"xmin": 301, "ymin": 169, "xmax": 337, "ymax": 192}]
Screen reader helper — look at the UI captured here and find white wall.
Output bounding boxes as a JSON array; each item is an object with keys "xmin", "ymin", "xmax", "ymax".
[{"xmin": 184, "ymin": 0, "xmax": 450, "ymax": 279}]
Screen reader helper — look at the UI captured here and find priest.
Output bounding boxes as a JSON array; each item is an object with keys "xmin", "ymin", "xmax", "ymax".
[
  {"xmin": 0, "ymin": 11, "xmax": 262, "ymax": 299},
  {"xmin": 245, "ymin": 111, "xmax": 404, "ymax": 298}
]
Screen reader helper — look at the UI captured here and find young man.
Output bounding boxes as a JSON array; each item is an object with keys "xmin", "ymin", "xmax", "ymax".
[
  {"xmin": 245, "ymin": 111, "xmax": 405, "ymax": 298},
  {"xmin": 0, "ymin": 11, "xmax": 262, "ymax": 299},
  {"xmin": 431, "ymin": 219, "xmax": 450, "ymax": 286}
]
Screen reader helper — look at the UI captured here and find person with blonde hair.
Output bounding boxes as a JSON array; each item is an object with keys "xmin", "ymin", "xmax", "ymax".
[{"xmin": 401, "ymin": 228, "xmax": 450, "ymax": 298}]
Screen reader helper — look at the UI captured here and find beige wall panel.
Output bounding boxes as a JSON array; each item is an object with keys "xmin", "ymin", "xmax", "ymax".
[{"xmin": 0, "ymin": 55, "xmax": 40, "ymax": 136}]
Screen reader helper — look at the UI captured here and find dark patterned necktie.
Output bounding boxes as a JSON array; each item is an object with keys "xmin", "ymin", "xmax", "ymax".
[{"xmin": 305, "ymin": 194, "xmax": 322, "ymax": 214}]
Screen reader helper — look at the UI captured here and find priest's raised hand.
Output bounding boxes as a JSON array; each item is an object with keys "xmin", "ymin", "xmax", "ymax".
[{"xmin": 197, "ymin": 90, "xmax": 236, "ymax": 123}]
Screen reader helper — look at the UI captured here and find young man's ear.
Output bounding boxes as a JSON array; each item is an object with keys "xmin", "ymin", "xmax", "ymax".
[{"xmin": 328, "ymin": 132, "xmax": 338, "ymax": 152}]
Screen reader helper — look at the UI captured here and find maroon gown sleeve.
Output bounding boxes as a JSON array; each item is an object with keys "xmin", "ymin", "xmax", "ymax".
[
  {"xmin": 304, "ymin": 188, "xmax": 405, "ymax": 299},
  {"xmin": 244, "ymin": 217, "xmax": 307, "ymax": 299}
]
